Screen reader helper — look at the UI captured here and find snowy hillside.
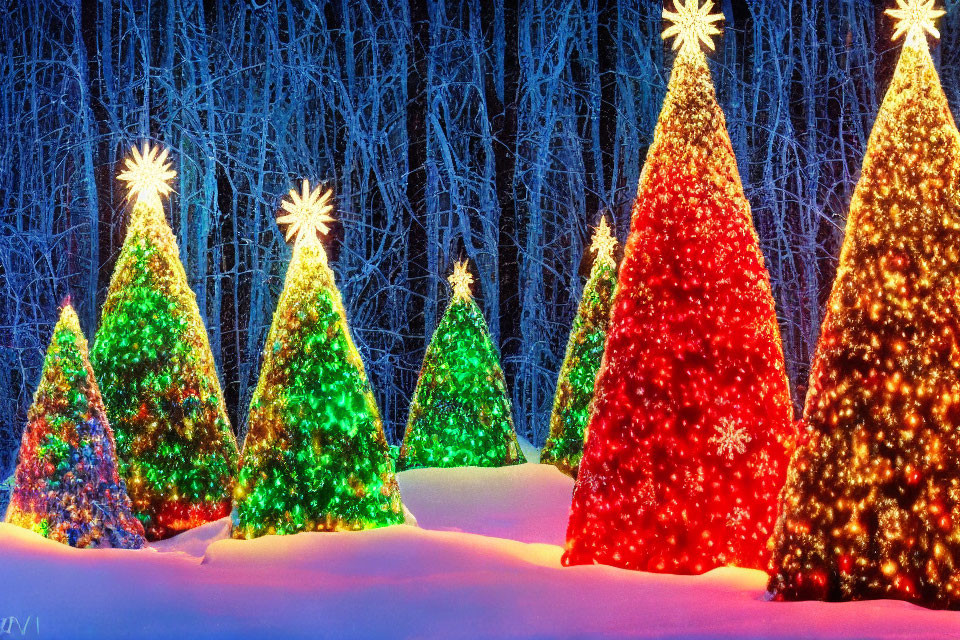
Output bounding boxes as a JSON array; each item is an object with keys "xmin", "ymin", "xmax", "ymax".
[{"xmin": 1, "ymin": 462, "xmax": 958, "ymax": 639}]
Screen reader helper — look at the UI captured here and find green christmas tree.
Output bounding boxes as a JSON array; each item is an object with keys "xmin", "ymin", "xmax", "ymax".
[
  {"xmin": 92, "ymin": 143, "xmax": 238, "ymax": 540},
  {"xmin": 7, "ymin": 303, "xmax": 145, "ymax": 549},
  {"xmin": 398, "ymin": 260, "xmax": 521, "ymax": 469},
  {"xmin": 540, "ymin": 217, "xmax": 618, "ymax": 477},
  {"xmin": 233, "ymin": 180, "xmax": 404, "ymax": 538}
]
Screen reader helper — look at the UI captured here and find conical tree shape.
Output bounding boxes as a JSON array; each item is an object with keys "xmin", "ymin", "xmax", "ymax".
[
  {"xmin": 7, "ymin": 304, "xmax": 145, "ymax": 549},
  {"xmin": 92, "ymin": 144, "xmax": 238, "ymax": 540},
  {"xmin": 234, "ymin": 183, "xmax": 404, "ymax": 538},
  {"xmin": 399, "ymin": 260, "xmax": 521, "ymax": 469},
  {"xmin": 541, "ymin": 218, "xmax": 618, "ymax": 477},
  {"xmin": 563, "ymin": 7, "xmax": 795, "ymax": 574},
  {"xmin": 770, "ymin": 10, "xmax": 960, "ymax": 609}
]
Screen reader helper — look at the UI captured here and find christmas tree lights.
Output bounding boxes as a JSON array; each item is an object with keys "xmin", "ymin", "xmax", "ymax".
[
  {"xmin": 233, "ymin": 181, "xmax": 404, "ymax": 538},
  {"xmin": 92, "ymin": 142, "xmax": 239, "ymax": 540},
  {"xmin": 562, "ymin": 0, "xmax": 795, "ymax": 574},
  {"xmin": 6, "ymin": 303, "xmax": 145, "ymax": 549},
  {"xmin": 769, "ymin": 0, "xmax": 960, "ymax": 609},
  {"xmin": 398, "ymin": 260, "xmax": 522, "ymax": 469},
  {"xmin": 540, "ymin": 217, "xmax": 618, "ymax": 477}
]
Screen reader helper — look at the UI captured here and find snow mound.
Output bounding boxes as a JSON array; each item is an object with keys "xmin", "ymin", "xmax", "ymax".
[
  {"xmin": 1, "ymin": 465, "xmax": 959, "ymax": 639},
  {"xmin": 148, "ymin": 516, "xmax": 233, "ymax": 557},
  {"xmin": 397, "ymin": 462, "xmax": 574, "ymax": 545},
  {"xmin": 517, "ymin": 435, "xmax": 540, "ymax": 463}
]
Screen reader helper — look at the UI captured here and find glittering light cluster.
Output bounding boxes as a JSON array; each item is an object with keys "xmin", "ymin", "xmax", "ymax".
[
  {"xmin": 92, "ymin": 145, "xmax": 238, "ymax": 540},
  {"xmin": 541, "ymin": 218, "xmax": 619, "ymax": 478},
  {"xmin": 117, "ymin": 142, "xmax": 176, "ymax": 205},
  {"xmin": 662, "ymin": 0, "xmax": 723, "ymax": 54},
  {"xmin": 562, "ymin": 26, "xmax": 795, "ymax": 575},
  {"xmin": 399, "ymin": 261, "xmax": 522, "ymax": 470},
  {"xmin": 277, "ymin": 179, "xmax": 335, "ymax": 246},
  {"xmin": 769, "ymin": 5, "xmax": 960, "ymax": 609},
  {"xmin": 233, "ymin": 185, "xmax": 404, "ymax": 539},
  {"xmin": 6, "ymin": 304, "xmax": 145, "ymax": 549}
]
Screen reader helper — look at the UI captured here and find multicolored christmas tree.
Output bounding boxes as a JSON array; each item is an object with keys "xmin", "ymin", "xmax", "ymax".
[
  {"xmin": 562, "ymin": 0, "xmax": 795, "ymax": 574},
  {"xmin": 398, "ymin": 260, "xmax": 521, "ymax": 469},
  {"xmin": 233, "ymin": 180, "xmax": 404, "ymax": 538},
  {"xmin": 92, "ymin": 143, "xmax": 238, "ymax": 540},
  {"xmin": 770, "ymin": 0, "xmax": 960, "ymax": 609},
  {"xmin": 540, "ymin": 217, "xmax": 618, "ymax": 477},
  {"xmin": 6, "ymin": 303, "xmax": 145, "ymax": 549}
]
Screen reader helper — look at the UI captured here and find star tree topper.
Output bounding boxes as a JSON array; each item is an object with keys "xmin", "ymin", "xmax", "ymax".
[
  {"xmin": 449, "ymin": 260, "xmax": 475, "ymax": 300},
  {"xmin": 886, "ymin": 0, "xmax": 945, "ymax": 45},
  {"xmin": 662, "ymin": 0, "xmax": 724, "ymax": 55},
  {"xmin": 277, "ymin": 179, "xmax": 335, "ymax": 246},
  {"xmin": 118, "ymin": 142, "xmax": 176, "ymax": 206},
  {"xmin": 590, "ymin": 216, "xmax": 618, "ymax": 267}
]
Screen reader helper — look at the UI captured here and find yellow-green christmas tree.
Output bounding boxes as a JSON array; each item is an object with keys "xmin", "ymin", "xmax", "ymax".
[
  {"xmin": 92, "ymin": 143, "xmax": 238, "ymax": 540},
  {"xmin": 233, "ymin": 180, "xmax": 404, "ymax": 538},
  {"xmin": 540, "ymin": 217, "xmax": 618, "ymax": 477},
  {"xmin": 770, "ymin": 0, "xmax": 960, "ymax": 608}
]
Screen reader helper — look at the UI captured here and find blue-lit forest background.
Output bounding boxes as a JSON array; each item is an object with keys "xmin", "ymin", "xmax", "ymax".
[{"xmin": 2, "ymin": 0, "xmax": 957, "ymax": 507}]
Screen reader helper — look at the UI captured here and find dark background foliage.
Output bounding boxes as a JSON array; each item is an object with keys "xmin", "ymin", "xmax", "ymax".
[{"xmin": 2, "ymin": 0, "xmax": 957, "ymax": 510}]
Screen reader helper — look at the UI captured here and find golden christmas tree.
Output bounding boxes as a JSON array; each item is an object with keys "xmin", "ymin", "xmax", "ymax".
[{"xmin": 769, "ymin": 0, "xmax": 960, "ymax": 608}]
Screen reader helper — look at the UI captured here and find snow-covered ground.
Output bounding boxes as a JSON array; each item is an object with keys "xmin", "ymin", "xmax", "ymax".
[{"xmin": 2, "ymin": 460, "xmax": 959, "ymax": 639}]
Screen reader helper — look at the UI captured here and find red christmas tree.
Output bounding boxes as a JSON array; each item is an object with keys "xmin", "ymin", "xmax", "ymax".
[{"xmin": 562, "ymin": 0, "xmax": 795, "ymax": 574}]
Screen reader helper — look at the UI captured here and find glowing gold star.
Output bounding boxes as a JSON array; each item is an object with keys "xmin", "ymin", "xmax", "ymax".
[
  {"xmin": 886, "ymin": 0, "xmax": 945, "ymax": 43},
  {"xmin": 590, "ymin": 216, "xmax": 618, "ymax": 266},
  {"xmin": 277, "ymin": 179, "xmax": 336, "ymax": 246},
  {"xmin": 448, "ymin": 260, "xmax": 475, "ymax": 300},
  {"xmin": 662, "ymin": 0, "xmax": 724, "ymax": 54},
  {"xmin": 117, "ymin": 142, "xmax": 176, "ymax": 205}
]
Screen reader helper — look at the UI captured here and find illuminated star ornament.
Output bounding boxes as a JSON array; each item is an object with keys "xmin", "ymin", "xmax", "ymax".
[
  {"xmin": 886, "ymin": 0, "xmax": 945, "ymax": 44},
  {"xmin": 277, "ymin": 179, "xmax": 336, "ymax": 246},
  {"xmin": 662, "ymin": 0, "xmax": 724, "ymax": 54},
  {"xmin": 118, "ymin": 142, "xmax": 176, "ymax": 205},
  {"xmin": 449, "ymin": 260, "xmax": 475, "ymax": 300},
  {"xmin": 590, "ymin": 216, "xmax": 618, "ymax": 266}
]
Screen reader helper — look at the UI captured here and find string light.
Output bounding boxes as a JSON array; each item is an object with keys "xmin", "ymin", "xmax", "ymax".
[
  {"xmin": 233, "ymin": 181, "xmax": 404, "ymax": 538},
  {"xmin": 541, "ymin": 217, "xmax": 619, "ymax": 477},
  {"xmin": 7, "ymin": 304, "xmax": 145, "ymax": 549},
  {"xmin": 399, "ymin": 259, "xmax": 522, "ymax": 470},
  {"xmin": 769, "ymin": 1, "xmax": 960, "ymax": 609},
  {"xmin": 562, "ymin": 6, "xmax": 795, "ymax": 575},
  {"xmin": 93, "ymin": 144, "xmax": 239, "ymax": 540}
]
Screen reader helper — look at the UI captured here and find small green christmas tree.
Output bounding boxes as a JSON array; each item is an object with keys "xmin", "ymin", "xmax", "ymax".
[
  {"xmin": 234, "ymin": 180, "xmax": 404, "ymax": 538},
  {"xmin": 92, "ymin": 143, "xmax": 238, "ymax": 540},
  {"xmin": 399, "ymin": 260, "xmax": 521, "ymax": 469},
  {"xmin": 541, "ymin": 217, "xmax": 618, "ymax": 477},
  {"xmin": 6, "ymin": 303, "xmax": 145, "ymax": 549}
]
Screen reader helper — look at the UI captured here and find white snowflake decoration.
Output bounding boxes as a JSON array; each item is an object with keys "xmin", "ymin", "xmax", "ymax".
[{"xmin": 710, "ymin": 419, "xmax": 751, "ymax": 459}]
